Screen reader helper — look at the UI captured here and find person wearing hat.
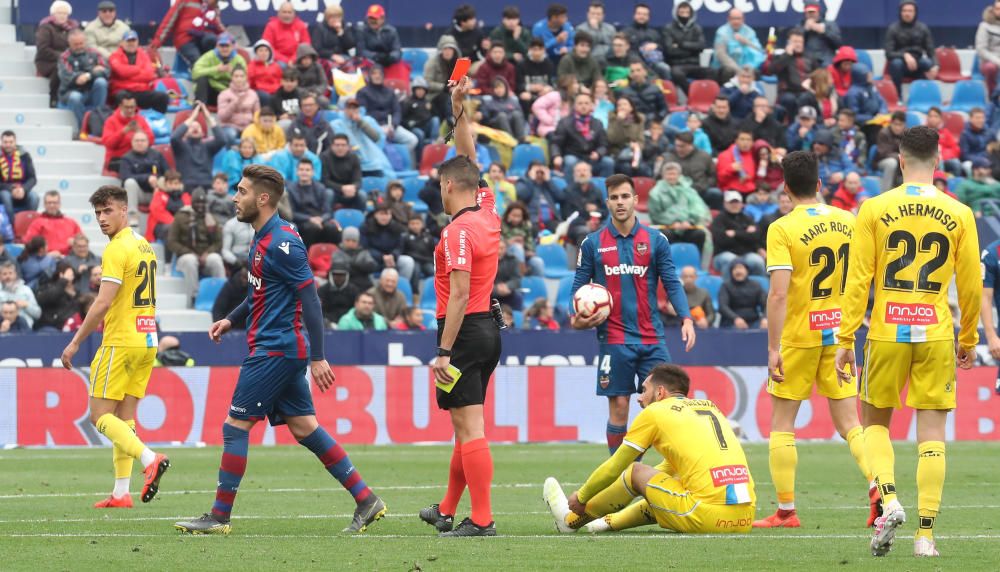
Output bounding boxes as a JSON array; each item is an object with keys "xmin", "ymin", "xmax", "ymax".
[
  {"xmin": 800, "ymin": 1, "xmax": 842, "ymax": 67},
  {"xmin": 108, "ymin": 29, "xmax": 170, "ymax": 113},
  {"xmin": 358, "ymin": 4, "xmax": 401, "ymax": 67},
  {"xmin": 150, "ymin": 0, "xmax": 224, "ymax": 68},
  {"xmin": 663, "ymin": 1, "xmax": 711, "ymax": 95},
  {"xmin": 884, "ymin": 0, "xmax": 938, "ymax": 96},
  {"xmin": 710, "ymin": 190, "xmax": 766, "ymax": 277},
  {"xmin": 319, "ymin": 259, "xmax": 361, "ymax": 325},
  {"xmin": 828, "ymin": 45, "xmax": 858, "ymax": 97},
  {"xmin": 813, "ymin": 129, "xmax": 857, "ymax": 197},
  {"xmin": 84, "ymin": 1, "xmax": 129, "ymax": 59},
  {"xmin": 191, "ymin": 32, "xmax": 247, "ymax": 106},
  {"xmin": 168, "ymin": 187, "xmax": 224, "ymax": 301},
  {"xmin": 718, "ymin": 258, "xmax": 767, "ymax": 329},
  {"xmin": 956, "ymin": 156, "xmax": 1000, "ymax": 216},
  {"xmin": 402, "ymin": 77, "xmax": 439, "ymax": 154},
  {"xmin": 786, "ymin": 106, "xmax": 820, "ymax": 152},
  {"xmin": 333, "ymin": 226, "xmax": 379, "ymax": 291}
]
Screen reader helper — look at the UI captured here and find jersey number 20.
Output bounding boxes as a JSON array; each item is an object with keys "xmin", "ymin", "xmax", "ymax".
[{"xmin": 133, "ymin": 260, "xmax": 157, "ymax": 308}]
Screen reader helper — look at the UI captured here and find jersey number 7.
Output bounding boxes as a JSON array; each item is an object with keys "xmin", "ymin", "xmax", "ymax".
[{"xmin": 696, "ymin": 409, "xmax": 728, "ymax": 450}]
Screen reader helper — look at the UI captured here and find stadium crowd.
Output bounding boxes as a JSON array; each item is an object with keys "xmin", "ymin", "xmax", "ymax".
[{"xmin": 3, "ymin": 0, "xmax": 1000, "ymax": 333}]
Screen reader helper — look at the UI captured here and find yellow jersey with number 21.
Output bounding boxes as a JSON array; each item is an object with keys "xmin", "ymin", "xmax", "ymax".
[{"xmin": 100, "ymin": 227, "xmax": 158, "ymax": 348}]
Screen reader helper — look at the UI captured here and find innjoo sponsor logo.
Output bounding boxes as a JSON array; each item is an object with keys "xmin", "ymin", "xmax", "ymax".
[
  {"xmin": 710, "ymin": 464, "xmax": 750, "ymax": 487},
  {"xmin": 809, "ymin": 309, "xmax": 841, "ymax": 330},
  {"xmin": 885, "ymin": 302, "xmax": 938, "ymax": 325},
  {"xmin": 135, "ymin": 316, "xmax": 157, "ymax": 333}
]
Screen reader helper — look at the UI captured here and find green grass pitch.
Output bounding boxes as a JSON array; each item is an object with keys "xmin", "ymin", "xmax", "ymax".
[{"xmin": 1, "ymin": 442, "xmax": 998, "ymax": 570}]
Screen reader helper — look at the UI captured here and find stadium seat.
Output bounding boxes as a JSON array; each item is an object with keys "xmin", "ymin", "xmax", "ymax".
[
  {"xmin": 402, "ymin": 49, "xmax": 429, "ymax": 79},
  {"xmin": 194, "ymin": 277, "xmax": 226, "ymax": 312},
  {"xmin": 5, "ymin": 243, "xmax": 23, "ymax": 258},
  {"xmin": 419, "ymin": 143, "xmax": 449, "ymax": 176},
  {"xmin": 13, "ymin": 211, "xmax": 37, "ymax": 242},
  {"xmin": 385, "ymin": 77, "xmax": 410, "ymax": 94},
  {"xmin": 508, "ymin": 143, "xmax": 547, "ymax": 179},
  {"xmin": 942, "ymin": 111, "xmax": 966, "ymax": 138},
  {"xmin": 750, "ymin": 275, "xmax": 770, "ymax": 292},
  {"xmin": 154, "ymin": 143, "xmax": 176, "ymax": 170},
  {"xmin": 334, "ymin": 208, "xmax": 365, "ymax": 229},
  {"xmin": 666, "ymin": 111, "xmax": 689, "ymax": 132},
  {"xmin": 550, "ymin": 176, "xmax": 568, "ymax": 193},
  {"xmin": 856, "ymin": 50, "xmax": 875, "ymax": 78},
  {"xmin": 520, "ymin": 275, "xmax": 549, "ymax": 305},
  {"xmin": 591, "ymin": 177, "xmax": 606, "ymax": 196},
  {"xmin": 422, "ymin": 309, "xmax": 438, "ymax": 329},
  {"xmin": 948, "ymin": 177, "xmax": 965, "ymax": 192},
  {"xmin": 905, "ymin": 111, "xmax": 924, "ymax": 127},
  {"xmin": 362, "ymin": 176, "xmax": 389, "ymax": 194},
  {"xmin": 905, "ymin": 80, "xmax": 942, "ymax": 114},
  {"xmin": 396, "ymin": 276, "xmax": 413, "ymax": 305},
  {"xmin": 862, "ymin": 176, "xmax": 881, "ymax": 196},
  {"xmin": 695, "ymin": 274, "xmax": 722, "ymax": 310},
  {"xmin": 383, "ymin": 61, "xmax": 411, "ymax": 93},
  {"xmin": 661, "ymin": 79, "xmax": 685, "ymax": 113},
  {"xmin": 670, "ymin": 243, "xmax": 700, "ymax": 271},
  {"xmin": 686, "ymin": 80, "xmax": 720, "ymax": 114},
  {"xmin": 556, "ymin": 276, "xmax": 575, "ymax": 310},
  {"xmin": 536, "ymin": 244, "xmax": 574, "ymax": 279},
  {"xmin": 948, "ymin": 80, "xmax": 988, "ymax": 114},
  {"xmin": 935, "ymin": 47, "xmax": 968, "ymax": 83},
  {"xmin": 401, "ymin": 176, "xmax": 429, "ymax": 213},
  {"xmin": 171, "ymin": 49, "xmax": 192, "ymax": 80},
  {"xmin": 875, "ymin": 79, "xmax": 904, "ymax": 112},
  {"xmin": 307, "ymin": 242, "xmax": 338, "ymax": 277},
  {"xmin": 511, "ymin": 310, "xmax": 524, "ymax": 329},
  {"xmin": 972, "ymin": 54, "xmax": 984, "ymax": 81},
  {"xmin": 385, "ymin": 143, "xmax": 419, "ymax": 179},
  {"xmin": 632, "ymin": 176, "xmax": 655, "ymax": 213},
  {"xmin": 419, "ymin": 276, "xmax": 436, "ymax": 309},
  {"xmin": 78, "ymin": 110, "xmax": 103, "ymax": 144}
]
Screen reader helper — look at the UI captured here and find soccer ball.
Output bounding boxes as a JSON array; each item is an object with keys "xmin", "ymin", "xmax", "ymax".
[{"xmin": 573, "ymin": 283, "xmax": 613, "ymax": 321}]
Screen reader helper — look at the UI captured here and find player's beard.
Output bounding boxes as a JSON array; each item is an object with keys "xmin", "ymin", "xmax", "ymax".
[{"xmin": 236, "ymin": 203, "xmax": 259, "ymax": 224}]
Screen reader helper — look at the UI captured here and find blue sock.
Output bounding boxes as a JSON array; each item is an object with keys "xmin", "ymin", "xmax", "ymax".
[
  {"xmin": 212, "ymin": 423, "xmax": 249, "ymax": 520},
  {"xmin": 299, "ymin": 427, "xmax": 372, "ymax": 503},
  {"xmin": 607, "ymin": 422, "xmax": 628, "ymax": 455}
]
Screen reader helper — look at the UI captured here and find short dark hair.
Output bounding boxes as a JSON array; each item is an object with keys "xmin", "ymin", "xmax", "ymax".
[
  {"xmin": 0, "ymin": 130, "xmax": 14, "ymax": 139},
  {"xmin": 333, "ymin": 133, "xmax": 350, "ymax": 144},
  {"xmin": 281, "ymin": 67, "xmax": 300, "ymax": 81},
  {"xmin": 290, "ymin": 133, "xmax": 308, "ymax": 144},
  {"xmin": 900, "ymin": 125, "xmax": 940, "ymax": 163},
  {"xmin": 242, "ymin": 164, "xmax": 285, "ymax": 207},
  {"xmin": 164, "ymin": 169, "xmax": 183, "ymax": 183},
  {"xmin": 890, "ymin": 110, "xmax": 907, "ymax": 124},
  {"xmin": 674, "ymin": 131, "xmax": 694, "ymax": 144},
  {"xmin": 529, "ymin": 37, "xmax": 545, "ymax": 49},
  {"xmin": 787, "ymin": 27, "xmax": 805, "ymax": 39},
  {"xmin": 613, "ymin": 32, "xmax": 629, "ymax": 44},
  {"xmin": 927, "ymin": 106, "xmax": 942, "ymax": 116},
  {"xmin": 970, "ymin": 107, "xmax": 986, "ymax": 117},
  {"xmin": 737, "ymin": 128, "xmax": 754, "ymax": 138},
  {"xmin": 646, "ymin": 364, "xmax": 690, "ymax": 397},
  {"xmin": 213, "ymin": 172, "xmax": 228, "ymax": 183},
  {"xmin": 837, "ymin": 108, "xmax": 855, "ymax": 120},
  {"xmin": 589, "ymin": 0, "xmax": 605, "ymax": 9},
  {"xmin": 714, "ymin": 94, "xmax": 729, "ymax": 103},
  {"xmin": 115, "ymin": 91, "xmax": 135, "ymax": 106},
  {"xmin": 605, "ymin": 173, "xmax": 634, "ymax": 195},
  {"xmin": 454, "ymin": 3, "xmax": 476, "ymax": 23},
  {"xmin": 259, "ymin": 107, "xmax": 276, "ymax": 118},
  {"xmin": 357, "ymin": 291, "xmax": 375, "ymax": 303},
  {"xmin": 89, "ymin": 185, "xmax": 128, "ymax": 207},
  {"xmin": 575, "ymin": 31, "xmax": 592, "ymax": 46},
  {"xmin": 547, "ymin": 3, "xmax": 568, "ymax": 18},
  {"xmin": 44, "ymin": 189, "xmax": 60, "ymax": 199},
  {"xmin": 634, "ymin": 2, "xmax": 651, "ymax": 12},
  {"xmin": 781, "ymin": 151, "xmax": 819, "ymax": 199},
  {"xmin": 297, "ymin": 157, "xmax": 314, "ymax": 168},
  {"xmin": 438, "ymin": 155, "xmax": 480, "ymax": 192},
  {"xmin": 387, "ymin": 180, "xmax": 404, "ymax": 193},
  {"xmin": 501, "ymin": 5, "xmax": 520, "ymax": 19}
]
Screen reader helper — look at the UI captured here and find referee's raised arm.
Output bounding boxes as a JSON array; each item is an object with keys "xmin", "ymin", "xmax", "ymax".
[{"xmin": 449, "ymin": 76, "xmax": 476, "ymax": 159}]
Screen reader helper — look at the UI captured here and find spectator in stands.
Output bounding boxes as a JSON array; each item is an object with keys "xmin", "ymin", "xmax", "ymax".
[
  {"xmin": 311, "ymin": 4, "xmax": 355, "ymax": 66},
  {"xmin": 270, "ymin": 67, "xmax": 303, "ymax": 124},
  {"xmin": 524, "ymin": 298, "xmax": 560, "ymax": 331},
  {"xmin": 663, "ymin": 1, "xmax": 709, "ymax": 94},
  {"xmin": 786, "ymin": 106, "xmax": 820, "ymax": 152},
  {"xmin": 288, "ymin": 93, "xmax": 336, "ymax": 156},
  {"xmin": 961, "ymin": 108, "xmax": 995, "ymax": 171},
  {"xmin": 723, "ymin": 65, "xmax": 765, "ymax": 121},
  {"xmin": 402, "ymin": 214, "xmax": 435, "ymax": 282},
  {"xmin": 752, "ymin": 140, "xmax": 785, "ymax": 193},
  {"xmin": 557, "ymin": 32, "xmax": 601, "ymax": 90},
  {"xmin": 575, "ymin": 1, "xmax": 615, "ymax": 62},
  {"xmin": 0, "ymin": 261, "xmax": 40, "ymax": 327},
  {"xmin": 649, "ymin": 162, "xmax": 711, "ymax": 256},
  {"xmin": 120, "ymin": 130, "xmax": 167, "ymax": 222},
  {"xmin": 0, "ymin": 238, "xmax": 17, "ymax": 273},
  {"xmin": 402, "ymin": 78, "xmax": 438, "ymax": 152},
  {"xmin": 358, "ymin": 4, "xmax": 401, "ymax": 67},
  {"xmin": 491, "ymin": 6, "xmax": 532, "ymax": 64},
  {"xmin": 207, "ymin": 173, "xmax": 235, "ymax": 222},
  {"xmin": 713, "ymin": 8, "xmax": 764, "ymax": 83},
  {"xmin": 719, "ymin": 259, "xmax": 766, "ymax": 329},
  {"xmin": 740, "ymin": 96, "xmax": 786, "ymax": 149},
  {"xmin": 319, "ymin": 260, "xmax": 360, "ymax": 326},
  {"xmin": 84, "ymin": 1, "xmax": 128, "ymax": 59},
  {"xmin": 319, "ymin": 135, "xmax": 365, "ymax": 211},
  {"xmin": 808, "ymin": 68, "xmax": 839, "ymax": 126},
  {"xmin": 24, "ymin": 191, "xmax": 80, "ymax": 257},
  {"xmin": 366, "ymin": 268, "xmax": 407, "ymax": 325},
  {"xmin": 212, "ymin": 269, "xmax": 248, "ymax": 328},
  {"xmin": 287, "ymin": 160, "xmax": 339, "ymax": 247},
  {"xmin": 479, "ymin": 78, "xmax": 527, "ymax": 143},
  {"xmin": 395, "ymin": 307, "xmax": 426, "ymax": 331},
  {"xmin": 108, "ymin": 30, "xmax": 169, "ymax": 113},
  {"xmin": 493, "ymin": 238, "xmax": 524, "ymax": 311},
  {"xmin": 65, "ymin": 232, "xmax": 99, "ymax": 284},
  {"xmin": 800, "ymin": 1, "xmax": 842, "ymax": 66},
  {"xmin": 664, "ymin": 265, "xmax": 715, "ymax": 329},
  {"xmin": 451, "ymin": 4, "xmax": 489, "ymax": 62},
  {"xmin": 150, "ymin": 0, "xmax": 223, "ymax": 68},
  {"xmin": 294, "ymin": 44, "xmax": 327, "ymax": 95},
  {"xmin": 828, "ymin": 45, "xmax": 857, "ymax": 98},
  {"xmin": 552, "ymin": 92, "xmax": 612, "ymax": 177},
  {"xmin": 813, "ymin": 129, "xmax": 856, "ymax": 197},
  {"xmin": 262, "ymin": 2, "xmax": 310, "ymax": 65},
  {"xmin": 607, "ymin": 96, "xmax": 647, "ymax": 176},
  {"xmin": 217, "ymin": 67, "xmax": 260, "ymax": 145},
  {"xmin": 711, "ymin": 191, "xmax": 765, "ymax": 276},
  {"xmin": 0, "ymin": 209, "xmax": 11, "ymax": 245},
  {"xmin": 885, "ymin": 0, "xmax": 938, "ymax": 96},
  {"xmin": 831, "ymin": 108, "xmax": 866, "ymax": 168},
  {"xmin": 425, "ymin": 35, "xmax": 460, "ymax": 104},
  {"xmin": 618, "ymin": 61, "xmax": 667, "ymax": 123},
  {"xmin": 363, "ymin": 203, "xmax": 416, "ymax": 282},
  {"xmin": 270, "ymin": 134, "xmax": 321, "ymax": 185},
  {"xmin": 191, "ymin": 32, "xmax": 245, "ymax": 106},
  {"xmin": 382, "ymin": 181, "xmax": 414, "ymax": 226},
  {"xmin": 520, "ymin": 42, "xmax": 560, "ymax": 117},
  {"xmin": 561, "ymin": 162, "xmax": 606, "ymax": 244},
  {"xmin": 926, "ymin": 106, "xmax": 963, "ymax": 175},
  {"xmin": 703, "ymin": 96, "xmax": 739, "ymax": 154},
  {"xmin": 717, "ymin": 129, "xmax": 757, "ymax": 196},
  {"xmin": 591, "ymin": 78, "xmax": 614, "ymax": 126},
  {"xmin": 603, "ymin": 34, "xmax": 636, "ymax": 89},
  {"xmin": 58, "ymin": 29, "xmax": 109, "ymax": 126},
  {"xmin": 168, "ymin": 188, "xmax": 224, "ymax": 301},
  {"xmin": 764, "ymin": 28, "xmax": 818, "ymax": 121},
  {"xmin": 36, "ymin": 1, "xmax": 79, "ymax": 106},
  {"xmin": 0, "ymin": 300, "xmax": 30, "ymax": 333},
  {"xmin": 0, "ymin": 131, "xmax": 39, "ymax": 220},
  {"xmin": 842, "ymin": 63, "xmax": 885, "ymax": 126},
  {"xmin": 220, "ymin": 207, "xmax": 252, "ymax": 268},
  {"xmin": 17, "ymin": 237, "xmax": 55, "ymax": 288},
  {"xmin": 246, "ymin": 41, "xmax": 282, "ymax": 103},
  {"xmin": 623, "ymin": 3, "xmax": 669, "ymax": 80},
  {"xmin": 533, "ymin": 4, "xmax": 573, "ymax": 60},
  {"xmin": 876, "ymin": 110, "xmax": 908, "ymax": 191},
  {"xmin": 977, "ymin": 1, "xmax": 1000, "ymax": 94},
  {"xmin": 957, "ymin": 156, "xmax": 1000, "ymax": 215},
  {"xmin": 356, "ymin": 66, "xmax": 418, "ymax": 161},
  {"xmin": 475, "ymin": 44, "xmax": 517, "ymax": 92},
  {"xmin": 486, "ymin": 163, "xmax": 517, "ymax": 212},
  {"xmin": 665, "ymin": 131, "xmax": 719, "ymax": 208},
  {"xmin": 501, "ymin": 201, "xmax": 545, "ymax": 276},
  {"xmin": 331, "ymin": 98, "xmax": 394, "ymax": 177},
  {"xmin": 242, "ymin": 107, "xmax": 285, "ymax": 157},
  {"xmin": 337, "ymin": 291, "xmax": 387, "ymax": 331},
  {"xmin": 219, "ymin": 138, "xmax": 262, "ymax": 193},
  {"xmin": 829, "ymin": 171, "xmax": 865, "ymax": 213},
  {"xmin": 515, "ymin": 162, "xmax": 564, "ymax": 231},
  {"xmin": 33, "ymin": 261, "xmax": 80, "ymax": 331},
  {"xmin": 171, "ymin": 102, "xmax": 226, "ymax": 191},
  {"xmin": 333, "ymin": 226, "xmax": 378, "ymax": 291},
  {"xmin": 103, "ymin": 91, "xmax": 155, "ymax": 171},
  {"xmin": 145, "ymin": 169, "xmax": 189, "ymax": 242}
]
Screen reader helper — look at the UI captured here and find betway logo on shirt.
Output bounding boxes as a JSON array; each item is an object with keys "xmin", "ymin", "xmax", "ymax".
[
  {"xmin": 809, "ymin": 309, "xmax": 841, "ymax": 330},
  {"xmin": 604, "ymin": 264, "xmax": 648, "ymax": 277},
  {"xmin": 710, "ymin": 464, "xmax": 750, "ymax": 487},
  {"xmin": 885, "ymin": 302, "xmax": 938, "ymax": 325},
  {"xmin": 248, "ymin": 270, "xmax": 262, "ymax": 291}
]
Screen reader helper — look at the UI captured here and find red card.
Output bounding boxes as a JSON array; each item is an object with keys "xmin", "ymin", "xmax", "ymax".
[{"xmin": 450, "ymin": 58, "xmax": 471, "ymax": 82}]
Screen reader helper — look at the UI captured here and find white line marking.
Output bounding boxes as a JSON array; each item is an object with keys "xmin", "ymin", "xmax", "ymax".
[
  {"xmin": 0, "ymin": 511, "xmax": 551, "ymax": 524},
  {"xmin": 4, "ymin": 533, "xmax": 1000, "ymax": 540}
]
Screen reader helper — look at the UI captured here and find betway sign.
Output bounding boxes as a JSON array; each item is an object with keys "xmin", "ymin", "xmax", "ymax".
[{"xmin": 682, "ymin": 0, "xmax": 844, "ymax": 20}]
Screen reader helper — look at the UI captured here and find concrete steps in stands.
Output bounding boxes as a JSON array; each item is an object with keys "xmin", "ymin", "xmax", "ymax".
[
  {"xmin": 0, "ymin": 45, "xmax": 28, "ymax": 61},
  {"xmin": 0, "ymin": 109, "xmax": 76, "ymax": 127},
  {"xmin": 34, "ymin": 158, "xmax": 101, "ymax": 175},
  {"xmin": 0, "ymin": 1, "xmax": 11, "ymax": 26},
  {"xmin": 0, "ymin": 76, "xmax": 50, "ymax": 94},
  {"xmin": 0, "ymin": 24, "xmax": 16, "ymax": 44},
  {"xmin": 158, "ymin": 277, "xmax": 187, "ymax": 295},
  {"xmin": 0, "ymin": 94, "xmax": 56, "ymax": 109},
  {"xmin": 0, "ymin": 61, "xmax": 38, "ymax": 76},
  {"xmin": 21, "ymin": 141, "xmax": 105, "ymax": 162},
  {"xmin": 7, "ymin": 125, "xmax": 75, "ymax": 141},
  {"xmin": 158, "ymin": 310, "xmax": 212, "ymax": 332},
  {"xmin": 36, "ymin": 175, "xmax": 121, "ymax": 196},
  {"xmin": 157, "ymin": 293, "xmax": 189, "ymax": 311}
]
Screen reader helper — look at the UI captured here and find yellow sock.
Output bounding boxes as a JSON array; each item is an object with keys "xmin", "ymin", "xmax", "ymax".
[
  {"xmin": 607, "ymin": 499, "xmax": 656, "ymax": 531},
  {"xmin": 113, "ymin": 419, "xmax": 136, "ymax": 479},
  {"xmin": 845, "ymin": 426, "xmax": 872, "ymax": 482},
  {"xmin": 864, "ymin": 425, "xmax": 897, "ymax": 505},
  {"xmin": 96, "ymin": 413, "xmax": 147, "ymax": 461},
  {"xmin": 769, "ymin": 431, "xmax": 797, "ymax": 509},
  {"xmin": 916, "ymin": 441, "xmax": 945, "ymax": 540},
  {"xmin": 566, "ymin": 464, "xmax": 638, "ymax": 529}
]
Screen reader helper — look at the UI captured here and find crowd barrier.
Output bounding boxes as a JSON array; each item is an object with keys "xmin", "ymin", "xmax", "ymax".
[{"xmin": 2, "ymin": 366, "xmax": 997, "ymax": 447}]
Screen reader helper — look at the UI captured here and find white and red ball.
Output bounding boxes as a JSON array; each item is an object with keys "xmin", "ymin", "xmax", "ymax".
[{"xmin": 573, "ymin": 283, "xmax": 613, "ymax": 321}]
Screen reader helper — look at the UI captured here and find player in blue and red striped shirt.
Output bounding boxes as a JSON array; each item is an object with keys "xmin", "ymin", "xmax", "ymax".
[
  {"xmin": 571, "ymin": 174, "xmax": 696, "ymax": 455},
  {"xmin": 175, "ymin": 165, "xmax": 386, "ymax": 535}
]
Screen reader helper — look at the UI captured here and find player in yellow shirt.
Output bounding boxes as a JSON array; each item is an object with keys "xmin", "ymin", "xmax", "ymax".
[
  {"xmin": 60, "ymin": 185, "xmax": 171, "ymax": 509},
  {"xmin": 542, "ymin": 364, "xmax": 755, "ymax": 535},
  {"xmin": 755, "ymin": 151, "xmax": 874, "ymax": 529},
  {"xmin": 835, "ymin": 127, "xmax": 981, "ymax": 558}
]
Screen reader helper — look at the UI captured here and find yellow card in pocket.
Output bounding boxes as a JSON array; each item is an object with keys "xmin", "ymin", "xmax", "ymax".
[{"xmin": 435, "ymin": 365, "xmax": 463, "ymax": 393}]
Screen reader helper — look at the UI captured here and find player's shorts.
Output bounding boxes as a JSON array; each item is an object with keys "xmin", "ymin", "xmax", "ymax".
[
  {"xmin": 228, "ymin": 353, "xmax": 316, "ymax": 426},
  {"xmin": 89, "ymin": 346, "xmax": 156, "ymax": 401},
  {"xmin": 643, "ymin": 472, "xmax": 754, "ymax": 534},
  {"xmin": 436, "ymin": 313, "xmax": 502, "ymax": 410},
  {"xmin": 768, "ymin": 346, "xmax": 857, "ymax": 401},
  {"xmin": 860, "ymin": 339, "xmax": 957, "ymax": 410},
  {"xmin": 596, "ymin": 343, "xmax": 671, "ymax": 397}
]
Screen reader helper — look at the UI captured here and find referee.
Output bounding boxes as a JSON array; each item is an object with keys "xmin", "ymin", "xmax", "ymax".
[{"xmin": 419, "ymin": 76, "xmax": 502, "ymax": 537}]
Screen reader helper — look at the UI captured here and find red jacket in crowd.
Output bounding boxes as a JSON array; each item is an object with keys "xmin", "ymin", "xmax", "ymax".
[
  {"xmin": 937, "ymin": 126, "xmax": 961, "ymax": 161},
  {"xmin": 145, "ymin": 189, "xmax": 191, "ymax": 241},
  {"xmin": 828, "ymin": 46, "xmax": 857, "ymax": 98},
  {"xmin": 716, "ymin": 143, "xmax": 757, "ymax": 195},
  {"xmin": 108, "ymin": 46, "xmax": 158, "ymax": 97},
  {"xmin": 151, "ymin": 0, "xmax": 224, "ymax": 49},
  {"xmin": 23, "ymin": 212, "xmax": 82, "ymax": 255},
  {"xmin": 261, "ymin": 16, "xmax": 310, "ymax": 65},
  {"xmin": 103, "ymin": 109, "xmax": 155, "ymax": 161},
  {"xmin": 248, "ymin": 40, "xmax": 282, "ymax": 94},
  {"xmin": 830, "ymin": 183, "xmax": 861, "ymax": 212}
]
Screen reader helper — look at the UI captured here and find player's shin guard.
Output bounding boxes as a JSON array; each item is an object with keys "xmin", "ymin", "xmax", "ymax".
[
  {"xmin": 111, "ymin": 419, "xmax": 136, "ymax": 498},
  {"xmin": 299, "ymin": 427, "xmax": 372, "ymax": 503},
  {"xmin": 606, "ymin": 423, "xmax": 627, "ymax": 455},
  {"xmin": 96, "ymin": 414, "xmax": 151, "ymax": 464},
  {"xmin": 608, "ymin": 500, "xmax": 656, "ymax": 531},
  {"xmin": 212, "ymin": 423, "xmax": 249, "ymax": 521},
  {"xmin": 439, "ymin": 442, "xmax": 465, "ymax": 517},
  {"xmin": 846, "ymin": 426, "xmax": 873, "ymax": 482},
  {"xmin": 864, "ymin": 425, "xmax": 897, "ymax": 506},
  {"xmin": 916, "ymin": 441, "xmax": 945, "ymax": 540},
  {"xmin": 461, "ymin": 438, "xmax": 493, "ymax": 527},
  {"xmin": 769, "ymin": 431, "xmax": 797, "ymax": 510}
]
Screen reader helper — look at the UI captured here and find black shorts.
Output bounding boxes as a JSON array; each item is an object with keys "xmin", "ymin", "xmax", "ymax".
[{"xmin": 436, "ymin": 312, "xmax": 502, "ymax": 410}]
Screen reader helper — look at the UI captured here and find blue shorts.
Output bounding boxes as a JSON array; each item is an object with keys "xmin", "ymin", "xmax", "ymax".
[
  {"xmin": 596, "ymin": 343, "xmax": 671, "ymax": 396},
  {"xmin": 229, "ymin": 354, "xmax": 315, "ymax": 426}
]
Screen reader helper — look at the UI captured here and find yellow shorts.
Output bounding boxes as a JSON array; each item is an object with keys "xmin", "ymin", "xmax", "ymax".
[
  {"xmin": 769, "ymin": 346, "xmax": 857, "ymax": 401},
  {"xmin": 89, "ymin": 346, "xmax": 157, "ymax": 401},
  {"xmin": 860, "ymin": 339, "xmax": 957, "ymax": 410},
  {"xmin": 643, "ymin": 472, "xmax": 754, "ymax": 533}
]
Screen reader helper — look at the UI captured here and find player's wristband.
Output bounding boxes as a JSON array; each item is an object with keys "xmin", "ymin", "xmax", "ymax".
[{"xmin": 436, "ymin": 347, "xmax": 452, "ymax": 357}]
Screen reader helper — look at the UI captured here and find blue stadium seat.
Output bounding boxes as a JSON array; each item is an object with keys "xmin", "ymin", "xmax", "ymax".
[
  {"xmin": 750, "ymin": 275, "xmax": 770, "ymax": 292},
  {"xmin": 695, "ymin": 274, "xmax": 722, "ymax": 310},
  {"xmin": 856, "ymin": 50, "xmax": 875, "ymax": 78},
  {"xmin": 512, "ymin": 310, "xmax": 524, "ymax": 329},
  {"xmin": 520, "ymin": 276, "xmax": 549, "ymax": 305},
  {"xmin": 402, "ymin": 49, "xmax": 429, "ymax": 79},
  {"xmin": 670, "ymin": 243, "xmax": 701, "ymax": 271},
  {"xmin": 972, "ymin": 54, "xmax": 984, "ymax": 81},
  {"xmin": 422, "ymin": 309, "xmax": 438, "ymax": 329},
  {"xmin": 905, "ymin": 80, "xmax": 942, "ymax": 114},
  {"xmin": 666, "ymin": 111, "xmax": 689, "ymax": 132},
  {"xmin": 591, "ymin": 177, "xmax": 606, "ymax": 196},
  {"xmin": 862, "ymin": 176, "xmax": 881, "ymax": 196},
  {"xmin": 396, "ymin": 276, "xmax": 413, "ymax": 305},
  {"xmin": 556, "ymin": 276, "xmax": 575, "ymax": 311},
  {"xmin": 550, "ymin": 176, "xmax": 568, "ymax": 192},
  {"xmin": 508, "ymin": 144, "xmax": 546, "ymax": 178},
  {"xmin": 948, "ymin": 177, "xmax": 965, "ymax": 192},
  {"xmin": 419, "ymin": 276, "xmax": 436, "ymax": 309},
  {"xmin": 194, "ymin": 277, "xmax": 227, "ymax": 312},
  {"xmin": 386, "ymin": 143, "xmax": 419, "ymax": 179},
  {"xmin": 536, "ymin": 244, "xmax": 574, "ymax": 279},
  {"xmin": 949, "ymin": 80, "xmax": 989, "ymax": 114},
  {"xmin": 905, "ymin": 111, "xmax": 924, "ymax": 127},
  {"xmin": 334, "ymin": 208, "xmax": 365, "ymax": 229},
  {"xmin": 362, "ymin": 176, "xmax": 389, "ymax": 194},
  {"xmin": 5, "ymin": 243, "xmax": 23, "ymax": 258},
  {"xmin": 401, "ymin": 176, "xmax": 429, "ymax": 213}
]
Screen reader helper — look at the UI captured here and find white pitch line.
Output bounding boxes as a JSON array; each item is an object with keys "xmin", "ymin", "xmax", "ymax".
[
  {"xmin": 0, "ymin": 511, "xmax": 552, "ymax": 524},
  {"xmin": 4, "ymin": 533, "xmax": 1000, "ymax": 540}
]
